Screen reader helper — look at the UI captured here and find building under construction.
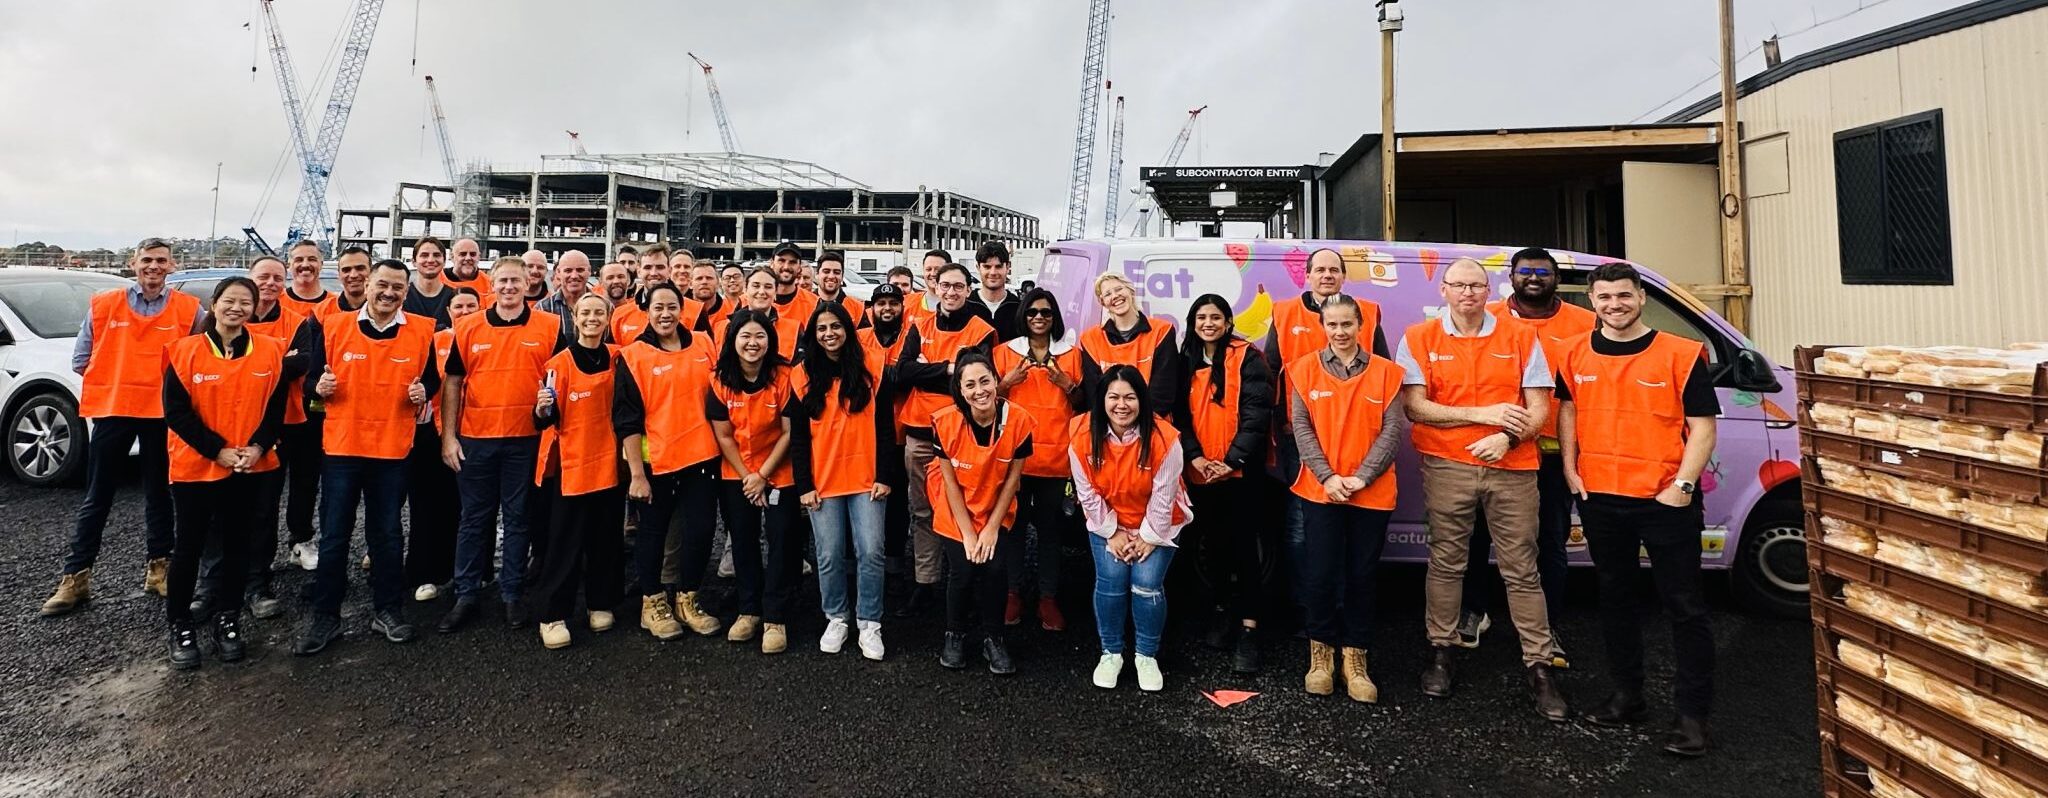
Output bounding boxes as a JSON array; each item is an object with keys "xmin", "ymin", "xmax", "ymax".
[{"xmin": 337, "ymin": 153, "xmax": 1044, "ymax": 272}]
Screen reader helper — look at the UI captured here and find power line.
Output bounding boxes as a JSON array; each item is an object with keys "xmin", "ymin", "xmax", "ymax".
[{"xmin": 1630, "ymin": 0, "xmax": 1913, "ymax": 122}]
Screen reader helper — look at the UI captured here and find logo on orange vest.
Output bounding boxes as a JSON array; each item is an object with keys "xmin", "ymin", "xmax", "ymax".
[
  {"xmin": 1308, "ymin": 389, "xmax": 1334, "ymax": 401},
  {"xmin": 191, "ymin": 373, "xmax": 221, "ymax": 384},
  {"xmin": 569, "ymin": 390, "xmax": 593, "ymax": 402},
  {"xmin": 343, "ymin": 351, "xmax": 368, "ymax": 362},
  {"xmin": 1427, "ymin": 352, "xmax": 1452, "ymax": 362},
  {"xmin": 470, "ymin": 343, "xmax": 493, "ymax": 354},
  {"xmin": 1573, "ymin": 374, "xmax": 1596, "ymax": 384},
  {"xmin": 652, "ymin": 364, "xmax": 673, "ymax": 376},
  {"xmin": 1290, "ymin": 325, "xmax": 1310, "ymax": 336},
  {"xmin": 1636, "ymin": 380, "xmax": 1668, "ymax": 388},
  {"xmin": 950, "ymin": 458, "xmax": 972, "ymax": 470},
  {"xmin": 108, "ymin": 320, "xmax": 131, "ymax": 329}
]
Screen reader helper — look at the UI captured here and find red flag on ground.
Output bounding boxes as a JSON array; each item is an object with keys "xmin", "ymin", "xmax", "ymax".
[{"xmin": 1203, "ymin": 690, "xmax": 1259, "ymax": 708}]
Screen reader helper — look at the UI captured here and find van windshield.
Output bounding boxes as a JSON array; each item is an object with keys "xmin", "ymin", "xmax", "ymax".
[{"xmin": 1557, "ymin": 271, "xmax": 1725, "ymax": 365}]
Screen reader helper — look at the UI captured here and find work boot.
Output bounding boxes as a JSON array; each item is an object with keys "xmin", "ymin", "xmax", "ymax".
[
  {"xmin": 1341, "ymin": 647, "xmax": 1378, "ymax": 703},
  {"xmin": 293, "ymin": 614, "xmax": 342, "ymax": 657},
  {"xmin": 895, "ymin": 584, "xmax": 934, "ymax": 618},
  {"xmin": 168, "ymin": 626, "xmax": 201, "ymax": 671},
  {"xmin": 1038, "ymin": 595, "xmax": 1066, "ymax": 632},
  {"xmin": 188, "ymin": 593, "xmax": 215, "ymax": 620},
  {"xmin": 1231, "ymin": 628, "xmax": 1262, "ymax": 674},
  {"xmin": 211, "ymin": 612, "xmax": 247, "ymax": 663},
  {"xmin": 674, "ymin": 592, "xmax": 722, "ymax": 636},
  {"xmin": 588, "ymin": 609, "xmax": 615, "ymax": 633},
  {"xmin": 504, "ymin": 601, "xmax": 531, "ymax": 630},
  {"xmin": 40, "ymin": 571, "xmax": 92, "ymax": 616},
  {"xmin": 540, "ymin": 621, "xmax": 572, "ymax": 650},
  {"xmin": 1004, "ymin": 591, "xmax": 1023, "ymax": 626},
  {"xmin": 939, "ymin": 631, "xmax": 968, "ymax": 670},
  {"xmin": 1420, "ymin": 647, "xmax": 1455, "ymax": 698},
  {"xmin": 1663, "ymin": 716, "xmax": 1711, "ymax": 757},
  {"xmin": 143, "ymin": 558, "xmax": 170, "ymax": 597},
  {"xmin": 1585, "ymin": 690, "xmax": 1648, "ymax": 728},
  {"xmin": 727, "ymin": 614, "xmax": 761, "ymax": 643},
  {"xmin": 762, "ymin": 623, "xmax": 787, "ymax": 655},
  {"xmin": 1304, "ymin": 641, "xmax": 1336, "ymax": 696},
  {"xmin": 983, "ymin": 635, "xmax": 1015, "ymax": 676},
  {"xmin": 372, "ymin": 610, "xmax": 417, "ymax": 644},
  {"xmin": 437, "ymin": 596, "xmax": 480, "ymax": 633},
  {"xmin": 640, "ymin": 595, "xmax": 684, "ymax": 640},
  {"xmin": 1529, "ymin": 663, "xmax": 1571, "ymax": 722},
  {"xmin": 246, "ymin": 587, "xmax": 284, "ymax": 620}
]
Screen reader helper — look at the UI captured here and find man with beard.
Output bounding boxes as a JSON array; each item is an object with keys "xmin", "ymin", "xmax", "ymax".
[
  {"xmin": 688, "ymin": 261, "xmax": 733, "ymax": 325},
  {"xmin": 521, "ymin": 250, "xmax": 551, "ymax": 306},
  {"xmin": 891, "ymin": 263, "xmax": 995, "ymax": 617},
  {"xmin": 599, "ymin": 261, "xmax": 634, "ymax": 308},
  {"xmin": 857, "ymin": 284, "xmax": 914, "ymax": 583},
  {"xmin": 770, "ymin": 243, "xmax": 820, "ymax": 336},
  {"xmin": 405, "ymin": 236, "xmax": 457, "ymax": 327},
  {"xmin": 615, "ymin": 245, "xmax": 640, "ymax": 285},
  {"xmin": 447, "ymin": 238, "xmax": 490, "ymax": 297},
  {"xmin": 885, "ymin": 266, "xmax": 915, "ymax": 295},
  {"xmin": 815, "ymin": 250, "xmax": 865, "ymax": 320}
]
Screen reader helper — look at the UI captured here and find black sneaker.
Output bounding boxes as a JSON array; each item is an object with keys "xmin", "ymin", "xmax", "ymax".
[
  {"xmin": 939, "ymin": 632, "xmax": 967, "ymax": 670},
  {"xmin": 169, "ymin": 626, "xmax": 202, "ymax": 671},
  {"xmin": 1231, "ymin": 628, "xmax": 1262, "ymax": 674},
  {"xmin": 438, "ymin": 596, "xmax": 480, "ymax": 633},
  {"xmin": 212, "ymin": 612, "xmax": 247, "ymax": 663},
  {"xmin": 983, "ymin": 636, "xmax": 1015, "ymax": 676},
  {"xmin": 293, "ymin": 615, "xmax": 342, "ymax": 657},
  {"xmin": 246, "ymin": 587, "xmax": 284, "ymax": 620},
  {"xmin": 372, "ymin": 610, "xmax": 417, "ymax": 643}
]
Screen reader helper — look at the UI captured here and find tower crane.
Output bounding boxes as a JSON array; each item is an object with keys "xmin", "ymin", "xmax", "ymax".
[
  {"xmin": 1059, "ymin": 0, "xmax": 1111, "ymax": 240},
  {"xmin": 276, "ymin": 0, "xmax": 388, "ymax": 248},
  {"xmin": 1101, "ymin": 95, "xmax": 1125, "ymax": 238},
  {"xmin": 424, "ymin": 76, "xmax": 458, "ymax": 184},
  {"xmin": 566, "ymin": 131, "xmax": 589, "ymax": 156},
  {"xmin": 257, "ymin": 0, "xmax": 314, "ymax": 170},
  {"xmin": 1125, "ymin": 105, "xmax": 1206, "ymax": 237},
  {"xmin": 687, "ymin": 52, "xmax": 742, "ymax": 154}
]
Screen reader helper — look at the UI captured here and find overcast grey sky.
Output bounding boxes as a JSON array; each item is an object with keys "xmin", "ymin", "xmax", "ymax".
[{"xmin": 0, "ymin": 0, "xmax": 1972, "ymax": 249}]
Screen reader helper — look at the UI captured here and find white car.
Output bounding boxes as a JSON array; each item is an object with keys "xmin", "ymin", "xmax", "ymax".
[
  {"xmin": 0, "ymin": 268, "xmax": 132, "ymax": 486},
  {"xmin": 840, "ymin": 269, "xmax": 880, "ymax": 302}
]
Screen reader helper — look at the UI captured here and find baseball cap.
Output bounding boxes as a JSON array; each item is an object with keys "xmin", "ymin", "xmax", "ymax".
[
  {"xmin": 870, "ymin": 283, "xmax": 904, "ymax": 301},
  {"xmin": 772, "ymin": 241, "xmax": 804, "ymax": 259}
]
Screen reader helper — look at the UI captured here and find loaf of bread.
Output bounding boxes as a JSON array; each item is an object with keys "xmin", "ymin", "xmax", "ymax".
[
  {"xmin": 1868, "ymin": 772, "xmax": 1924, "ymax": 798},
  {"xmin": 1999, "ymin": 431, "xmax": 2044, "ymax": 468},
  {"xmin": 1817, "ymin": 359, "xmax": 1865, "ymax": 378},
  {"xmin": 1809, "ymin": 402, "xmax": 1856, "ymax": 434},
  {"xmin": 1853, "ymin": 410, "xmax": 1902, "ymax": 441},
  {"xmin": 1900, "ymin": 345, "xmax": 2014, "ymax": 369},
  {"xmin": 1938, "ymin": 365, "xmax": 2036, "ymax": 387},
  {"xmin": 1893, "ymin": 363, "xmax": 1944, "ymax": 386},
  {"xmin": 1837, "ymin": 638, "xmax": 1886, "ymax": 677},
  {"xmin": 1937, "ymin": 420, "xmax": 2003, "ymax": 440},
  {"xmin": 1820, "ymin": 517, "xmax": 1879, "ymax": 555},
  {"xmin": 2005, "ymin": 502, "xmax": 2048, "ymax": 542}
]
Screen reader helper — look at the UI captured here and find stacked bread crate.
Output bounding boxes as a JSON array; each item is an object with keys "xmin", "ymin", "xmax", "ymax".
[{"xmin": 1798, "ymin": 343, "xmax": 2048, "ymax": 798}]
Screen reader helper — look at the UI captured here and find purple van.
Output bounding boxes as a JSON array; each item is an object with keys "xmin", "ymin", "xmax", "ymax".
[{"xmin": 1039, "ymin": 238, "xmax": 1807, "ymax": 616}]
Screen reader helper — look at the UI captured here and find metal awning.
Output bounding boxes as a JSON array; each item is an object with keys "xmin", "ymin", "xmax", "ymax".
[{"xmin": 1138, "ymin": 165, "xmax": 1313, "ymax": 223}]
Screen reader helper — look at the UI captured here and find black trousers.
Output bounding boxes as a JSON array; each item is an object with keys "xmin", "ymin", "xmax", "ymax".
[
  {"xmin": 529, "ymin": 480, "xmax": 625, "ymax": 623},
  {"xmin": 1298, "ymin": 503, "xmax": 1390, "ymax": 650},
  {"xmin": 404, "ymin": 424, "xmax": 461, "ymax": 588},
  {"xmin": 1006, "ymin": 476, "xmax": 1068, "ymax": 597},
  {"xmin": 630, "ymin": 462, "xmax": 719, "ymax": 597},
  {"xmin": 276, "ymin": 419, "xmax": 324, "ymax": 545},
  {"xmin": 1464, "ymin": 452, "xmax": 1572, "ymax": 617},
  {"xmin": 1186, "ymin": 475, "xmax": 1270, "ymax": 624},
  {"xmin": 943, "ymin": 530, "xmax": 1011, "ymax": 635},
  {"xmin": 199, "ymin": 468, "xmax": 287, "ymax": 598},
  {"xmin": 166, "ymin": 474, "xmax": 263, "ymax": 628},
  {"xmin": 881, "ymin": 441, "xmax": 910, "ymax": 558},
  {"xmin": 1581, "ymin": 493, "xmax": 1716, "ymax": 719},
  {"xmin": 719, "ymin": 481, "xmax": 800, "ymax": 623},
  {"xmin": 65, "ymin": 416, "xmax": 175, "ymax": 573}
]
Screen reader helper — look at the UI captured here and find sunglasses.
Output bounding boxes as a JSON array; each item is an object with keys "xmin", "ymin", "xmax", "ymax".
[
  {"xmin": 1514, "ymin": 267, "xmax": 1554, "ymax": 277},
  {"xmin": 1023, "ymin": 307, "xmax": 1056, "ymax": 318}
]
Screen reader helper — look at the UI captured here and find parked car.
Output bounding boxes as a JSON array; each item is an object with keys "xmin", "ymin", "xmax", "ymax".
[
  {"xmin": 840, "ymin": 269, "xmax": 880, "ymax": 302},
  {"xmin": 1037, "ymin": 239, "xmax": 1806, "ymax": 617},
  {"xmin": 0, "ymin": 268, "xmax": 134, "ymax": 486},
  {"xmin": 168, "ymin": 267, "xmax": 341, "ymax": 301}
]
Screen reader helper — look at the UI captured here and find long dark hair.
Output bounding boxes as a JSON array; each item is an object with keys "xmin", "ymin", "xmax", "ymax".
[
  {"xmin": 1178, "ymin": 293, "xmax": 1236, "ymax": 406},
  {"xmin": 798, "ymin": 301, "xmax": 872, "ymax": 418},
  {"xmin": 1012, "ymin": 287, "xmax": 1065, "ymax": 344},
  {"xmin": 948, "ymin": 350, "xmax": 999, "ymax": 419},
  {"xmin": 715, "ymin": 308, "xmax": 780, "ymax": 391},
  {"xmin": 1088, "ymin": 364, "xmax": 1156, "ymax": 469}
]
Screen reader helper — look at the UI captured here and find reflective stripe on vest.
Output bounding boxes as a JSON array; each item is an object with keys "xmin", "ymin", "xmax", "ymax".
[
  {"xmin": 451, "ymin": 309, "xmax": 559, "ymax": 438},
  {"xmin": 1285, "ymin": 352, "xmax": 1402, "ymax": 509},
  {"xmin": 1402, "ymin": 318, "xmax": 1542, "ymax": 471},
  {"xmin": 1560, "ymin": 331, "xmax": 1704, "ymax": 499},
  {"xmin": 536, "ymin": 346, "xmax": 620, "ymax": 496},
  {"xmin": 619, "ymin": 335, "xmax": 718, "ymax": 475},
  {"xmin": 923, "ymin": 403, "xmax": 1036, "ymax": 541},
  {"xmin": 79, "ymin": 289, "xmax": 201, "ymax": 419},
  {"xmin": 165, "ymin": 333, "xmax": 285, "ymax": 482},
  {"xmin": 992, "ymin": 342, "xmax": 1083, "ymax": 478},
  {"xmin": 322, "ymin": 314, "xmax": 435, "ymax": 460},
  {"xmin": 1066, "ymin": 416, "xmax": 1189, "ymax": 530}
]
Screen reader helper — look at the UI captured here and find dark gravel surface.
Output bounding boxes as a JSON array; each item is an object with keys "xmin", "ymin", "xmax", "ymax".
[{"xmin": 0, "ymin": 472, "xmax": 1820, "ymax": 797}]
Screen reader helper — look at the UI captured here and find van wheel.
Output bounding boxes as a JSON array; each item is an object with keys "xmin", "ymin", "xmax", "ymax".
[
  {"xmin": 8, "ymin": 391, "xmax": 85, "ymax": 487},
  {"xmin": 1731, "ymin": 497, "xmax": 1808, "ymax": 618}
]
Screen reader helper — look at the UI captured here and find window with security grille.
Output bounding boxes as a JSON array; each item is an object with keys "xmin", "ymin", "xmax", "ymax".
[{"xmin": 1833, "ymin": 110, "xmax": 1952, "ymax": 285}]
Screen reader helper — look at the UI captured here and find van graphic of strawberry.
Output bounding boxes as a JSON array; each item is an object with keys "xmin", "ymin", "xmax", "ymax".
[{"xmin": 1282, "ymin": 247, "xmax": 1308, "ymax": 288}]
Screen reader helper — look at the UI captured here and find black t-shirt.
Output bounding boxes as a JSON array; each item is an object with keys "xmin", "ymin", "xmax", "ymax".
[
  {"xmin": 405, "ymin": 282, "xmax": 455, "ymax": 328},
  {"xmin": 1553, "ymin": 329, "xmax": 1722, "ymax": 417}
]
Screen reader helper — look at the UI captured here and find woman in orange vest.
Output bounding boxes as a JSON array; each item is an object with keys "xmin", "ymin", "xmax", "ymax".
[
  {"xmin": 161, "ymin": 277, "xmax": 297, "ymax": 669},
  {"xmin": 713, "ymin": 267, "xmax": 806, "ymax": 362},
  {"xmin": 707, "ymin": 309, "xmax": 800, "ymax": 654},
  {"xmin": 1171, "ymin": 293, "xmax": 1274, "ymax": 674},
  {"xmin": 1285, "ymin": 293, "xmax": 1408, "ymax": 704},
  {"xmin": 1070, "ymin": 365, "xmax": 1191, "ymax": 693},
  {"xmin": 926, "ymin": 351, "xmax": 1035, "ymax": 675},
  {"xmin": 528, "ymin": 292, "xmax": 624, "ymax": 650},
  {"xmin": 405, "ymin": 287, "xmax": 478, "ymax": 603},
  {"xmin": 1079, "ymin": 272, "xmax": 1179, "ymax": 412},
  {"xmin": 792, "ymin": 301, "xmax": 895, "ymax": 659},
  {"xmin": 613, "ymin": 282, "xmax": 724, "ymax": 640},
  {"xmin": 895, "ymin": 262, "xmax": 996, "ymax": 618},
  {"xmin": 990, "ymin": 288, "xmax": 1082, "ymax": 631}
]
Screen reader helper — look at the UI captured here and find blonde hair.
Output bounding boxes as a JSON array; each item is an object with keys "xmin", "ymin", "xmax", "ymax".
[
  {"xmin": 488, "ymin": 255, "xmax": 526, "ymax": 276},
  {"xmin": 571, "ymin": 291, "xmax": 613, "ymax": 314},
  {"xmin": 1092, "ymin": 271, "xmax": 1136, "ymax": 300}
]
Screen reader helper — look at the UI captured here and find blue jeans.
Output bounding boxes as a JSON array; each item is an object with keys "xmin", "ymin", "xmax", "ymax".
[
  {"xmin": 311, "ymin": 455, "xmax": 409, "ymax": 617},
  {"xmin": 1089, "ymin": 533, "xmax": 1176, "ymax": 657},
  {"xmin": 810, "ymin": 493, "xmax": 888, "ymax": 623},
  {"xmin": 453, "ymin": 435, "xmax": 538, "ymax": 602}
]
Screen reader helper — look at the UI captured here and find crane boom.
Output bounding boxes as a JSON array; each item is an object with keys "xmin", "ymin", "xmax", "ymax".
[
  {"xmin": 1101, "ymin": 95, "xmax": 1124, "ymax": 238},
  {"xmin": 258, "ymin": 1, "xmax": 314, "ymax": 168},
  {"xmin": 425, "ymin": 76, "xmax": 458, "ymax": 184},
  {"xmin": 286, "ymin": 0, "xmax": 387, "ymax": 247},
  {"xmin": 687, "ymin": 52, "xmax": 742, "ymax": 154},
  {"xmin": 1125, "ymin": 105, "xmax": 1206, "ymax": 236},
  {"xmin": 1059, "ymin": 0, "xmax": 1111, "ymax": 240},
  {"xmin": 566, "ymin": 131, "xmax": 588, "ymax": 156}
]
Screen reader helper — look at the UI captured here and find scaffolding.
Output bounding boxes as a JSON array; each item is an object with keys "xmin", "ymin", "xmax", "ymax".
[{"xmin": 454, "ymin": 159, "xmax": 490, "ymax": 242}]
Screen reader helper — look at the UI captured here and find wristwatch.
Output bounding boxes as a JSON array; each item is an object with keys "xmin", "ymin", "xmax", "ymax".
[{"xmin": 1674, "ymin": 479, "xmax": 1697, "ymax": 495}]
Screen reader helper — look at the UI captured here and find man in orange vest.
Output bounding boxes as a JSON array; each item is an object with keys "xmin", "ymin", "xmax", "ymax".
[
  {"xmin": 437, "ymin": 256, "xmax": 565, "ymax": 632},
  {"xmin": 815, "ymin": 250, "xmax": 866, "ymax": 322},
  {"xmin": 1557, "ymin": 262, "xmax": 1721, "ymax": 757},
  {"xmin": 769, "ymin": 242, "xmax": 820, "ymax": 330},
  {"xmin": 1396, "ymin": 258, "xmax": 1569, "ymax": 720},
  {"xmin": 893, "ymin": 262, "xmax": 996, "ymax": 617},
  {"xmin": 446, "ymin": 238, "xmax": 490, "ymax": 298},
  {"xmin": 279, "ymin": 239, "xmax": 331, "ymax": 318},
  {"xmin": 41, "ymin": 237, "xmax": 206, "ymax": 616}
]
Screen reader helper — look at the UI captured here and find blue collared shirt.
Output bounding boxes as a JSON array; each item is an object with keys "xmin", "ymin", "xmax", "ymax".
[{"xmin": 71, "ymin": 284, "xmax": 186, "ymax": 374}]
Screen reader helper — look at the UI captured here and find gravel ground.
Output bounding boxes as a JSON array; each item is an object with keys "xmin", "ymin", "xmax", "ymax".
[{"xmin": 0, "ymin": 471, "xmax": 1820, "ymax": 797}]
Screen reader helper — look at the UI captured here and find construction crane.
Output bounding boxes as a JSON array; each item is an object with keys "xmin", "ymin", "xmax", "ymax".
[
  {"xmin": 280, "ymin": 0, "xmax": 388, "ymax": 247},
  {"xmin": 566, "ymin": 130, "xmax": 588, "ymax": 156},
  {"xmin": 1125, "ymin": 104, "xmax": 1207, "ymax": 237},
  {"xmin": 257, "ymin": 1, "xmax": 314, "ymax": 170},
  {"xmin": 1101, "ymin": 95, "xmax": 1125, "ymax": 238},
  {"xmin": 687, "ymin": 52, "xmax": 742, "ymax": 154},
  {"xmin": 1059, "ymin": 0, "xmax": 1112, "ymax": 240},
  {"xmin": 424, "ymin": 76, "xmax": 458, "ymax": 184}
]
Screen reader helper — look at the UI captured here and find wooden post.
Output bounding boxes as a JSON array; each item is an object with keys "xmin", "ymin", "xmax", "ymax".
[
  {"xmin": 1380, "ymin": 27, "xmax": 1397, "ymax": 240},
  {"xmin": 1718, "ymin": 0, "xmax": 1750, "ymax": 332}
]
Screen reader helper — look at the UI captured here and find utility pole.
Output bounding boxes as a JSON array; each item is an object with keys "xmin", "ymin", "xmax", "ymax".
[
  {"xmin": 1718, "ymin": 0, "xmax": 1750, "ymax": 332},
  {"xmin": 210, "ymin": 161, "xmax": 222, "ymax": 264},
  {"xmin": 1378, "ymin": 0, "xmax": 1403, "ymax": 240}
]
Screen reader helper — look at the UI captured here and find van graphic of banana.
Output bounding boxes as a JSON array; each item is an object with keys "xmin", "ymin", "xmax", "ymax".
[{"xmin": 1235, "ymin": 284, "xmax": 1273, "ymax": 338}]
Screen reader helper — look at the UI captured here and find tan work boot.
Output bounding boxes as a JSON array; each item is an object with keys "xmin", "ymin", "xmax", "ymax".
[
  {"xmin": 588, "ymin": 609, "xmax": 615, "ymax": 633},
  {"xmin": 1305, "ymin": 640, "xmax": 1336, "ymax": 696},
  {"xmin": 142, "ymin": 558, "xmax": 170, "ymax": 597},
  {"xmin": 639, "ymin": 595, "xmax": 684, "ymax": 640},
  {"xmin": 727, "ymin": 614, "xmax": 761, "ymax": 642},
  {"xmin": 539, "ymin": 621, "xmax": 571, "ymax": 650},
  {"xmin": 41, "ymin": 570, "xmax": 93, "ymax": 616},
  {"xmin": 675, "ymin": 591, "xmax": 722, "ymax": 636},
  {"xmin": 761, "ymin": 623, "xmax": 787, "ymax": 654},
  {"xmin": 1342, "ymin": 647, "xmax": 1379, "ymax": 703}
]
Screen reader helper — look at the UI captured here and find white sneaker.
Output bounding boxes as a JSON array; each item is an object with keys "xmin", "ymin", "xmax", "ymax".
[
  {"xmin": 1134, "ymin": 654, "xmax": 1164, "ymax": 692},
  {"xmin": 1092, "ymin": 652, "xmax": 1124, "ymax": 689},
  {"xmin": 819, "ymin": 617, "xmax": 850, "ymax": 654},
  {"xmin": 414, "ymin": 584, "xmax": 440, "ymax": 601},
  {"xmin": 292, "ymin": 541, "xmax": 319, "ymax": 571},
  {"xmin": 857, "ymin": 620, "xmax": 885, "ymax": 661}
]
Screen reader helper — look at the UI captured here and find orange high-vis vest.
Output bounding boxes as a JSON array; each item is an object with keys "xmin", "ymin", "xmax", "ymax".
[
  {"xmin": 279, "ymin": 288, "xmax": 330, "ymax": 320},
  {"xmin": 1489, "ymin": 299, "xmax": 1597, "ymax": 439},
  {"xmin": 924, "ymin": 403, "xmax": 1036, "ymax": 541},
  {"xmin": 710, "ymin": 366, "xmax": 796, "ymax": 488},
  {"xmin": 79, "ymin": 288, "xmax": 201, "ymax": 420},
  {"xmin": 245, "ymin": 305, "xmax": 310, "ymax": 426},
  {"xmin": 447, "ymin": 273, "xmax": 492, "ymax": 299},
  {"xmin": 322, "ymin": 313, "xmax": 436, "ymax": 460},
  {"xmin": 858, "ymin": 326, "xmax": 911, "ymax": 444},
  {"xmin": 775, "ymin": 290, "xmax": 820, "ymax": 333},
  {"xmin": 713, "ymin": 309, "xmax": 805, "ymax": 362},
  {"xmin": 1066, "ymin": 416, "xmax": 1190, "ymax": 531},
  {"xmin": 828, "ymin": 293, "xmax": 866, "ymax": 320},
  {"xmin": 535, "ymin": 346, "xmax": 620, "ymax": 496},
  {"xmin": 450, "ymin": 307, "xmax": 559, "ymax": 438},
  {"xmin": 1401, "ymin": 317, "xmax": 1543, "ymax": 471},
  {"xmin": 619, "ymin": 334, "xmax": 719, "ymax": 475},
  {"xmin": 992, "ymin": 339, "xmax": 1083, "ymax": 478},
  {"xmin": 612, "ymin": 293, "xmax": 705, "ymax": 345},
  {"xmin": 789, "ymin": 344, "xmax": 888, "ymax": 498},
  {"xmin": 317, "ymin": 294, "xmax": 366, "ymax": 326},
  {"xmin": 430, "ymin": 327, "xmax": 456, "ymax": 433},
  {"xmin": 1078, "ymin": 322, "xmax": 1172, "ymax": 374},
  {"xmin": 164, "ymin": 333, "xmax": 286, "ymax": 483},
  {"xmin": 1185, "ymin": 338, "xmax": 1254, "ymax": 485},
  {"xmin": 902, "ymin": 291, "xmax": 934, "ymax": 325},
  {"xmin": 1270, "ymin": 294, "xmax": 1380, "ymax": 403},
  {"xmin": 1285, "ymin": 352, "xmax": 1403, "ymax": 509},
  {"xmin": 1558, "ymin": 331, "xmax": 1707, "ymax": 499},
  {"xmin": 902, "ymin": 312, "xmax": 995, "ymax": 430}
]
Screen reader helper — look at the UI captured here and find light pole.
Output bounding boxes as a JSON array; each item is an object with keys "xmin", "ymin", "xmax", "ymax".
[{"xmin": 1377, "ymin": 0, "xmax": 1402, "ymax": 240}]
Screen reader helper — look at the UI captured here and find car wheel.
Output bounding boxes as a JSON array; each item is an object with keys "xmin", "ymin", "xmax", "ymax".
[
  {"xmin": 1731, "ymin": 497, "xmax": 1809, "ymax": 618},
  {"xmin": 9, "ymin": 391, "xmax": 85, "ymax": 487}
]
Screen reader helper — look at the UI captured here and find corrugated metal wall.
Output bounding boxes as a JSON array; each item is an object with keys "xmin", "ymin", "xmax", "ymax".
[{"xmin": 1714, "ymin": 9, "xmax": 2048, "ymax": 359}]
